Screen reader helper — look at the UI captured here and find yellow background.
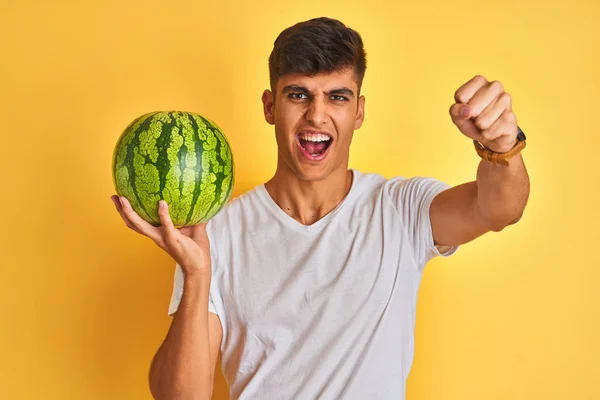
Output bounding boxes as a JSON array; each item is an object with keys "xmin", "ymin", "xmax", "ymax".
[{"xmin": 1, "ymin": 0, "xmax": 598, "ymax": 399}]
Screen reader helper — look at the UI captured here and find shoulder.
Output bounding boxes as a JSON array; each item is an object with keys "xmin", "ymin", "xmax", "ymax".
[
  {"xmin": 383, "ymin": 175, "xmax": 451, "ymax": 201},
  {"xmin": 351, "ymin": 169, "xmax": 436, "ymax": 193},
  {"xmin": 350, "ymin": 169, "xmax": 390, "ymax": 195},
  {"xmin": 350, "ymin": 169, "xmax": 451, "ymax": 201},
  {"xmin": 352, "ymin": 170, "xmax": 451, "ymax": 217}
]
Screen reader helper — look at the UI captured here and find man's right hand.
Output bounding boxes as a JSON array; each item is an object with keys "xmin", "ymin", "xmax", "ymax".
[{"xmin": 111, "ymin": 195, "xmax": 212, "ymax": 278}]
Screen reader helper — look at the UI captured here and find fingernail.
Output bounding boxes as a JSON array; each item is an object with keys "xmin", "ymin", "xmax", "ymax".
[
  {"xmin": 460, "ymin": 105, "xmax": 470, "ymax": 118},
  {"xmin": 159, "ymin": 200, "xmax": 165, "ymax": 209}
]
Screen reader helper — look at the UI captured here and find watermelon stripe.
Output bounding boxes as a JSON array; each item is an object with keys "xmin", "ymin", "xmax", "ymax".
[
  {"xmin": 192, "ymin": 114, "xmax": 218, "ymax": 222},
  {"xmin": 215, "ymin": 120, "xmax": 234, "ymax": 218},
  {"xmin": 122, "ymin": 113, "xmax": 157, "ymax": 224},
  {"xmin": 219, "ymin": 142, "xmax": 235, "ymax": 214},
  {"xmin": 155, "ymin": 113, "xmax": 172, "ymax": 208},
  {"xmin": 202, "ymin": 115, "xmax": 234, "ymax": 221},
  {"xmin": 200, "ymin": 117, "xmax": 225, "ymax": 221},
  {"xmin": 136, "ymin": 112, "xmax": 169, "ymax": 225},
  {"xmin": 160, "ymin": 113, "xmax": 183, "ymax": 223},
  {"xmin": 177, "ymin": 124, "xmax": 187, "ymax": 221},
  {"xmin": 186, "ymin": 113, "xmax": 205, "ymax": 225},
  {"xmin": 197, "ymin": 115, "xmax": 226, "ymax": 222}
]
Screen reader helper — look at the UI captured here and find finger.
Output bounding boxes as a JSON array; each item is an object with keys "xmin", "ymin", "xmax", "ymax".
[
  {"xmin": 481, "ymin": 110, "xmax": 517, "ymax": 145},
  {"xmin": 473, "ymin": 93, "xmax": 509, "ymax": 131},
  {"xmin": 464, "ymin": 80, "xmax": 505, "ymax": 119},
  {"xmin": 158, "ymin": 200, "xmax": 182, "ymax": 247},
  {"xmin": 112, "ymin": 195, "xmax": 143, "ymax": 234},
  {"xmin": 449, "ymin": 103, "xmax": 482, "ymax": 141},
  {"xmin": 454, "ymin": 75, "xmax": 489, "ymax": 104},
  {"xmin": 452, "ymin": 117, "xmax": 482, "ymax": 142},
  {"xmin": 119, "ymin": 196, "xmax": 163, "ymax": 243}
]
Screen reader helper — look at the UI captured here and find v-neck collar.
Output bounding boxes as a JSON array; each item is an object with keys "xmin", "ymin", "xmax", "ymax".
[{"xmin": 256, "ymin": 169, "xmax": 359, "ymax": 233}]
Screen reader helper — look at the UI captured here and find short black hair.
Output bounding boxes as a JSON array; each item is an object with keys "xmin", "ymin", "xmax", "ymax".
[{"xmin": 268, "ymin": 17, "xmax": 367, "ymax": 95}]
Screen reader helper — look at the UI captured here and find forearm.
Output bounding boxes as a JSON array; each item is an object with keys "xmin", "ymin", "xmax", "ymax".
[
  {"xmin": 476, "ymin": 153, "xmax": 530, "ymax": 231},
  {"xmin": 149, "ymin": 274, "xmax": 213, "ymax": 400}
]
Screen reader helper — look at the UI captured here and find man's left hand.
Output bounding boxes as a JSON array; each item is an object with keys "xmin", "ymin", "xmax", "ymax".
[{"xmin": 450, "ymin": 75, "xmax": 519, "ymax": 153}]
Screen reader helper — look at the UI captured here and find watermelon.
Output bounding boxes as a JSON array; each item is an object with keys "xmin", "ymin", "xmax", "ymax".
[{"xmin": 112, "ymin": 111, "xmax": 234, "ymax": 227}]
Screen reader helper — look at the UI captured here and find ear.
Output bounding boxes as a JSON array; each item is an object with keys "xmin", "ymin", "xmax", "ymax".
[
  {"xmin": 354, "ymin": 95, "xmax": 365, "ymax": 130},
  {"xmin": 262, "ymin": 89, "xmax": 275, "ymax": 125}
]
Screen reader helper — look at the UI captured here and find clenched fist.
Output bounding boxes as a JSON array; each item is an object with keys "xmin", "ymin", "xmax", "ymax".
[{"xmin": 450, "ymin": 75, "xmax": 520, "ymax": 153}]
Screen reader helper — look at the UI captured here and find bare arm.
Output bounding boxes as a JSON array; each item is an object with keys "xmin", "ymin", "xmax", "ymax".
[
  {"xmin": 148, "ymin": 273, "xmax": 223, "ymax": 400},
  {"xmin": 430, "ymin": 75, "xmax": 530, "ymax": 247},
  {"xmin": 431, "ymin": 154, "xmax": 529, "ymax": 247}
]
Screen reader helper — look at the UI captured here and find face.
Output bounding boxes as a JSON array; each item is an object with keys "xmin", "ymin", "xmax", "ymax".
[{"xmin": 261, "ymin": 69, "xmax": 365, "ymax": 182}]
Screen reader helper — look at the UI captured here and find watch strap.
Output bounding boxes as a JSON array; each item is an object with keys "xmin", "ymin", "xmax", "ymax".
[{"xmin": 474, "ymin": 139, "xmax": 526, "ymax": 166}]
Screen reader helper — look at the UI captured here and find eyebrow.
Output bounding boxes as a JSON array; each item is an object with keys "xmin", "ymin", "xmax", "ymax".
[{"xmin": 281, "ymin": 84, "xmax": 355, "ymax": 98}]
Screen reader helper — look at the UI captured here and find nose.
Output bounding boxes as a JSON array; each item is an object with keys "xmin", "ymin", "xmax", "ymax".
[{"xmin": 305, "ymin": 97, "xmax": 327, "ymax": 125}]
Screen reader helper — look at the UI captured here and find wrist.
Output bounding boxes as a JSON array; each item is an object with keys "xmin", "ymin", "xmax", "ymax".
[
  {"xmin": 183, "ymin": 269, "xmax": 212, "ymax": 287},
  {"xmin": 474, "ymin": 126, "xmax": 526, "ymax": 166}
]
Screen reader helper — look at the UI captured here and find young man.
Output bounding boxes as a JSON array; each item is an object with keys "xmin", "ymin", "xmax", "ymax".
[{"xmin": 112, "ymin": 17, "xmax": 530, "ymax": 400}]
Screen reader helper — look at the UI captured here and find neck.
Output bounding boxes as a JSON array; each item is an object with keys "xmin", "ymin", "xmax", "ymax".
[{"xmin": 264, "ymin": 163, "xmax": 353, "ymax": 226}]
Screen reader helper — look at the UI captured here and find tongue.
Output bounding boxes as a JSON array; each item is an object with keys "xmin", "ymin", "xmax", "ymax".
[{"xmin": 302, "ymin": 140, "xmax": 327, "ymax": 155}]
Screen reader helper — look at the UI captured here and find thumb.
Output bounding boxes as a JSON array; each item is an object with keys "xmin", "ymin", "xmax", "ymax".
[
  {"xmin": 449, "ymin": 103, "xmax": 482, "ymax": 141},
  {"xmin": 450, "ymin": 103, "xmax": 471, "ymax": 121}
]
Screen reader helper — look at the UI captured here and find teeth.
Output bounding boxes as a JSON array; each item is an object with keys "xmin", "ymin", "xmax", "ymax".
[{"xmin": 299, "ymin": 133, "xmax": 331, "ymax": 142}]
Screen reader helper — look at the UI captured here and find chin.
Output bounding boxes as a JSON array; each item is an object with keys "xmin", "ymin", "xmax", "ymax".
[{"xmin": 292, "ymin": 159, "xmax": 343, "ymax": 183}]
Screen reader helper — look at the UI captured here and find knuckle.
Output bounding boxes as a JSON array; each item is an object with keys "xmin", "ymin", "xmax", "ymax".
[
  {"xmin": 481, "ymin": 131, "xmax": 494, "ymax": 142},
  {"xmin": 501, "ymin": 110, "xmax": 515, "ymax": 124},
  {"xmin": 475, "ymin": 116, "xmax": 491, "ymax": 130},
  {"xmin": 501, "ymin": 92, "xmax": 512, "ymax": 104},
  {"xmin": 475, "ymin": 75, "xmax": 488, "ymax": 84},
  {"xmin": 165, "ymin": 230, "xmax": 179, "ymax": 245},
  {"xmin": 490, "ymin": 80, "xmax": 504, "ymax": 92},
  {"xmin": 454, "ymin": 90, "xmax": 467, "ymax": 103}
]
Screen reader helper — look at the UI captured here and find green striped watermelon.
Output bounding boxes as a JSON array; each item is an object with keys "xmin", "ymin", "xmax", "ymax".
[{"xmin": 112, "ymin": 111, "xmax": 234, "ymax": 227}]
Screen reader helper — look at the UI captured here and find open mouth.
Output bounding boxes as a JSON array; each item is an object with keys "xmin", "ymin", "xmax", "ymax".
[{"xmin": 297, "ymin": 132, "xmax": 333, "ymax": 161}]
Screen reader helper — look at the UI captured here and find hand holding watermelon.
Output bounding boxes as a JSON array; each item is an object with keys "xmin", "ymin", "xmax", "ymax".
[{"xmin": 111, "ymin": 195, "xmax": 212, "ymax": 277}]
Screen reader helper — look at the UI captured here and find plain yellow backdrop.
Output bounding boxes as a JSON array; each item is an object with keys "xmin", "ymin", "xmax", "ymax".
[{"xmin": 1, "ymin": 0, "xmax": 599, "ymax": 399}]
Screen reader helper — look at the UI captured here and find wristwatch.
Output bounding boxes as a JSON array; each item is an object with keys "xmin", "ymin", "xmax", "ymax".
[{"xmin": 473, "ymin": 126, "xmax": 527, "ymax": 166}]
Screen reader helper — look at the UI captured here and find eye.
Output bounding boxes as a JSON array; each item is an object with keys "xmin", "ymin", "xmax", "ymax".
[
  {"xmin": 331, "ymin": 95, "xmax": 349, "ymax": 102},
  {"xmin": 289, "ymin": 93, "xmax": 308, "ymax": 100}
]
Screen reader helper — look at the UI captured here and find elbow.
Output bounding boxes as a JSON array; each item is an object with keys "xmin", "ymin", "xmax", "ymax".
[
  {"xmin": 509, "ymin": 212, "xmax": 524, "ymax": 226},
  {"xmin": 485, "ymin": 211, "xmax": 524, "ymax": 232}
]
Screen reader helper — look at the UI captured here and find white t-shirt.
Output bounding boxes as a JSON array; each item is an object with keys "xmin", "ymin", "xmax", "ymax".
[{"xmin": 168, "ymin": 169, "xmax": 458, "ymax": 399}]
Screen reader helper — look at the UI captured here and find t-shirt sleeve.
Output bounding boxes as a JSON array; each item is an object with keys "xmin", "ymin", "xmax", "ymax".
[
  {"xmin": 385, "ymin": 176, "xmax": 459, "ymax": 270},
  {"xmin": 167, "ymin": 262, "xmax": 218, "ymax": 316}
]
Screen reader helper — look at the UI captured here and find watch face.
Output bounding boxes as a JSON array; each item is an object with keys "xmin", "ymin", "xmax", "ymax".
[{"xmin": 517, "ymin": 126, "xmax": 526, "ymax": 141}]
